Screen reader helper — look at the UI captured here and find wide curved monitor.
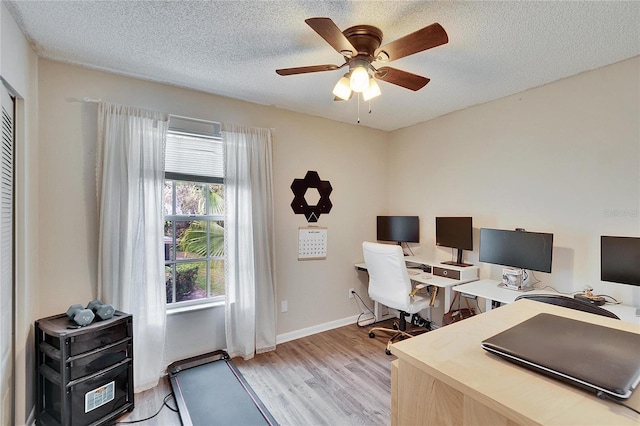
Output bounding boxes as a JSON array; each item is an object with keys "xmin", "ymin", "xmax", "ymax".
[{"xmin": 479, "ymin": 228, "xmax": 553, "ymax": 273}]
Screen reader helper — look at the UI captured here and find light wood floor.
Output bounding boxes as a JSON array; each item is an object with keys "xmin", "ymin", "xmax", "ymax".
[
  {"xmin": 116, "ymin": 319, "xmax": 426, "ymax": 425},
  {"xmin": 114, "ymin": 374, "xmax": 179, "ymax": 425}
]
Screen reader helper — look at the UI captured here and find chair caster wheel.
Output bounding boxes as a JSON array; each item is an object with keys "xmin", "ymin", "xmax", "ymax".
[
  {"xmin": 385, "ymin": 349, "xmax": 392, "ymax": 356},
  {"xmin": 369, "ymin": 332, "xmax": 376, "ymax": 338}
]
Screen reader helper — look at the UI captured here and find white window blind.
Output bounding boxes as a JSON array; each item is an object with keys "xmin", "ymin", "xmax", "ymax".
[{"xmin": 165, "ymin": 116, "xmax": 223, "ymax": 181}]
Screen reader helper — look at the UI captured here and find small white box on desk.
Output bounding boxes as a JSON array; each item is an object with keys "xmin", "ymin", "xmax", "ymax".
[
  {"xmin": 501, "ymin": 268, "xmax": 531, "ymax": 290},
  {"xmin": 432, "ymin": 264, "xmax": 479, "ymax": 281}
]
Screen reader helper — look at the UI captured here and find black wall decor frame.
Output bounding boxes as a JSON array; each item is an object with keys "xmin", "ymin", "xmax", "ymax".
[{"xmin": 290, "ymin": 171, "xmax": 332, "ymax": 223}]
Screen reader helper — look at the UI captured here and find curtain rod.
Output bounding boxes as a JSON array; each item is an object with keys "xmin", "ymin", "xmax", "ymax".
[
  {"xmin": 171, "ymin": 114, "xmax": 275, "ymax": 132},
  {"xmin": 170, "ymin": 113, "xmax": 219, "ymax": 125},
  {"xmin": 82, "ymin": 97, "xmax": 275, "ymax": 132}
]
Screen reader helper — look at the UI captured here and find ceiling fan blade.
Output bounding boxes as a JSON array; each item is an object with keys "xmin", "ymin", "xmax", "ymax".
[
  {"xmin": 375, "ymin": 67, "xmax": 430, "ymax": 91},
  {"xmin": 375, "ymin": 23, "xmax": 448, "ymax": 62},
  {"xmin": 276, "ymin": 64, "xmax": 340, "ymax": 76},
  {"xmin": 305, "ymin": 17, "xmax": 357, "ymax": 57}
]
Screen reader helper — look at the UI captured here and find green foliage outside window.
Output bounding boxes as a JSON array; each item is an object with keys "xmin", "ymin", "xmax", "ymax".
[
  {"xmin": 165, "ymin": 181, "xmax": 225, "ymax": 304},
  {"xmin": 166, "ymin": 263, "xmax": 200, "ymax": 302}
]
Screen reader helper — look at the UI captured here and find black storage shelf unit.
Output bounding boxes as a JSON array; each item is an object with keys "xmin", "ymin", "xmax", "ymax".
[{"xmin": 35, "ymin": 311, "xmax": 134, "ymax": 426}]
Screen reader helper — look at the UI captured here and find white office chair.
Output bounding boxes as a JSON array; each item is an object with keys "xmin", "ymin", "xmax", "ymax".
[{"xmin": 362, "ymin": 241, "xmax": 433, "ymax": 355}]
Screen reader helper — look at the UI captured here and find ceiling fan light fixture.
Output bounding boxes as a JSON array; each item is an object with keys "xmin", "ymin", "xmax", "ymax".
[
  {"xmin": 332, "ymin": 75, "xmax": 352, "ymax": 100},
  {"xmin": 362, "ymin": 78, "xmax": 381, "ymax": 101},
  {"xmin": 350, "ymin": 65, "xmax": 370, "ymax": 93},
  {"xmin": 277, "ymin": 17, "xmax": 449, "ymax": 108}
]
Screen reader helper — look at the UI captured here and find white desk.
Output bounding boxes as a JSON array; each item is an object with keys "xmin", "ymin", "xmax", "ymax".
[
  {"xmin": 355, "ymin": 258, "xmax": 479, "ymax": 320},
  {"xmin": 454, "ymin": 279, "xmax": 640, "ymax": 324}
]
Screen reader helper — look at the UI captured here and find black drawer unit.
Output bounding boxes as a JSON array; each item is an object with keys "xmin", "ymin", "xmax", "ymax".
[{"xmin": 35, "ymin": 311, "xmax": 134, "ymax": 426}]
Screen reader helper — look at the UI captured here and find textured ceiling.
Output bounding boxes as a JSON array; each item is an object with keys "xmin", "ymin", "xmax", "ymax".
[{"xmin": 5, "ymin": 1, "xmax": 640, "ymax": 131}]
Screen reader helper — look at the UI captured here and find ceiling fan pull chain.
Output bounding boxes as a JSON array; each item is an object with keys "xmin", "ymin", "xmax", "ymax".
[{"xmin": 357, "ymin": 94, "xmax": 360, "ymax": 124}]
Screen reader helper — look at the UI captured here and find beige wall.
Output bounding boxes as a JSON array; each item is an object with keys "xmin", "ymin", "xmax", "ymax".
[
  {"xmin": 389, "ymin": 56, "xmax": 640, "ymax": 321},
  {"xmin": 36, "ymin": 59, "xmax": 388, "ymax": 361}
]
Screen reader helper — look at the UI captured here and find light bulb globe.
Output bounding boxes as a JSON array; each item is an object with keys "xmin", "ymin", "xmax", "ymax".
[
  {"xmin": 350, "ymin": 66, "xmax": 370, "ymax": 92},
  {"xmin": 363, "ymin": 79, "xmax": 381, "ymax": 101},
  {"xmin": 332, "ymin": 76, "xmax": 352, "ymax": 100}
]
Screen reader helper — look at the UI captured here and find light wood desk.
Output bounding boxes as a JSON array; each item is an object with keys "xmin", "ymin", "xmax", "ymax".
[{"xmin": 391, "ymin": 299, "xmax": 640, "ymax": 425}]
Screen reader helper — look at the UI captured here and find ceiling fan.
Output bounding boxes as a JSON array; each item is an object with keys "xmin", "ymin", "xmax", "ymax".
[{"xmin": 276, "ymin": 17, "xmax": 448, "ymax": 101}]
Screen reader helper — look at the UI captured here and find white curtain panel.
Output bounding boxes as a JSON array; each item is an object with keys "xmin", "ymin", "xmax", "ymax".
[
  {"xmin": 96, "ymin": 102, "xmax": 169, "ymax": 392},
  {"xmin": 223, "ymin": 124, "xmax": 277, "ymax": 359}
]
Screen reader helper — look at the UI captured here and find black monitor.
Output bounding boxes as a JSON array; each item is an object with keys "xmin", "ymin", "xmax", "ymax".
[
  {"xmin": 479, "ymin": 228, "xmax": 553, "ymax": 273},
  {"xmin": 601, "ymin": 236, "xmax": 640, "ymax": 286},
  {"xmin": 436, "ymin": 217, "xmax": 473, "ymax": 266},
  {"xmin": 376, "ymin": 216, "xmax": 419, "ymax": 244}
]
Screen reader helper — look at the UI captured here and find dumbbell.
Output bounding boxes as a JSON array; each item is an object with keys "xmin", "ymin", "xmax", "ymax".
[
  {"xmin": 66, "ymin": 304, "xmax": 95, "ymax": 326},
  {"xmin": 86, "ymin": 300, "xmax": 115, "ymax": 321}
]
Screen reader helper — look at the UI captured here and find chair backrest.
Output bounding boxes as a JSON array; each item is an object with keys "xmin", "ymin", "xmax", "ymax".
[
  {"xmin": 514, "ymin": 293, "xmax": 620, "ymax": 319},
  {"xmin": 362, "ymin": 241, "xmax": 412, "ymax": 311}
]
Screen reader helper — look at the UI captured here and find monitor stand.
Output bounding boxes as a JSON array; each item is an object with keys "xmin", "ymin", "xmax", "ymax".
[
  {"xmin": 441, "ymin": 248, "xmax": 472, "ymax": 267},
  {"xmin": 441, "ymin": 260, "xmax": 473, "ymax": 268},
  {"xmin": 401, "ymin": 241, "xmax": 415, "ymax": 257}
]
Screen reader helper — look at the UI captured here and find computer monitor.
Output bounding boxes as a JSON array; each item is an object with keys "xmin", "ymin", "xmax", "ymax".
[
  {"xmin": 376, "ymin": 216, "xmax": 419, "ymax": 244},
  {"xmin": 479, "ymin": 228, "xmax": 553, "ymax": 273},
  {"xmin": 436, "ymin": 217, "xmax": 473, "ymax": 266},
  {"xmin": 601, "ymin": 236, "xmax": 640, "ymax": 286}
]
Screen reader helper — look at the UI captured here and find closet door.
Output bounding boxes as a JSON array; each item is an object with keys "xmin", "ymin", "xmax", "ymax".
[{"xmin": 0, "ymin": 85, "xmax": 15, "ymax": 425}]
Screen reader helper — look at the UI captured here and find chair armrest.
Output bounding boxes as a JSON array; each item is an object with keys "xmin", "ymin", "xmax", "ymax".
[{"xmin": 409, "ymin": 284, "xmax": 427, "ymax": 297}]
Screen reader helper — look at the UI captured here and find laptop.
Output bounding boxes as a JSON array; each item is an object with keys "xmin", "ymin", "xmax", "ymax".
[{"xmin": 481, "ymin": 313, "xmax": 640, "ymax": 399}]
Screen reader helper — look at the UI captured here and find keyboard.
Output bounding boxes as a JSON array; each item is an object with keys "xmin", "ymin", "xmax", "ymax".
[{"xmin": 405, "ymin": 262, "xmax": 431, "ymax": 273}]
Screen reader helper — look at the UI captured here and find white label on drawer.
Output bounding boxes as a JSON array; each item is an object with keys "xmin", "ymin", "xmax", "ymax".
[{"xmin": 85, "ymin": 380, "xmax": 115, "ymax": 413}]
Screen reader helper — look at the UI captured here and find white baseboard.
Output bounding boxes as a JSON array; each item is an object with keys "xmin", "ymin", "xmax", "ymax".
[
  {"xmin": 275, "ymin": 310, "xmax": 407, "ymax": 344},
  {"xmin": 276, "ymin": 314, "xmax": 361, "ymax": 344}
]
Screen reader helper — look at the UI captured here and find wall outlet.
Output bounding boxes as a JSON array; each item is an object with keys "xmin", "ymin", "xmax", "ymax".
[
  {"xmin": 281, "ymin": 300, "xmax": 288, "ymax": 313},
  {"xmin": 348, "ymin": 288, "xmax": 354, "ymax": 299}
]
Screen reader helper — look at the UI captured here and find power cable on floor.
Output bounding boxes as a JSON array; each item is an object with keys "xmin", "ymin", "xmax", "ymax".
[{"xmin": 115, "ymin": 393, "xmax": 178, "ymax": 424}]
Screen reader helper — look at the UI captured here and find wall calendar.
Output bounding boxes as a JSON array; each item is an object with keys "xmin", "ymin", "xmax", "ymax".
[{"xmin": 298, "ymin": 227, "xmax": 327, "ymax": 260}]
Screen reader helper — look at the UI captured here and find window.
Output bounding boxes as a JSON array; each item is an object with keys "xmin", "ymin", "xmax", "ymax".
[{"xmin": 164, "ymin": 117, "xmax": 224, "ymax": 306}]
